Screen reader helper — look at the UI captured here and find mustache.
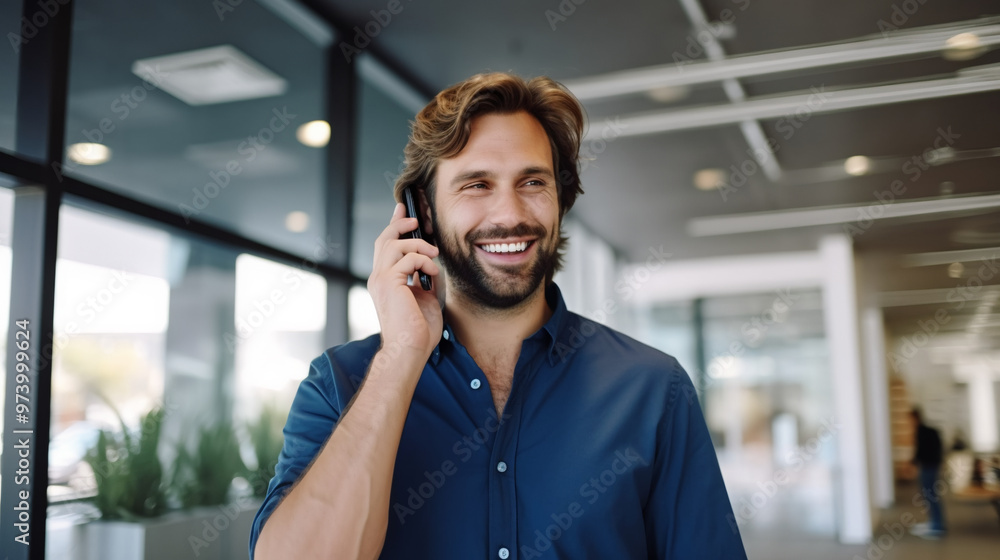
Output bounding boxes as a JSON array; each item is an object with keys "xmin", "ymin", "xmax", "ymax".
[{"xmin": 466, "ymin": 223, "xmax": 547, "ymax": 244}]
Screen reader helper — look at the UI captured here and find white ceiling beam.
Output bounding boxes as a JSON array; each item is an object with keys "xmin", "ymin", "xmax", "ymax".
[
  {"xmin": 588, "ymin": 68, "xmax": 1000, "ymax": 139},
  {"xmin": 688, "ymin": 193, "xmax": 1000, "ymax": 237},
  {"xmin": 564, "ymin": 18, "xmax": 1000, "ymax": 100},
  {"xmin": 903, "ymin": 247, "xmax": 1000, "ymax": 267},
  {"xmin": 675, "ymin": 0, "xmax": 782, "ymax": 181}
]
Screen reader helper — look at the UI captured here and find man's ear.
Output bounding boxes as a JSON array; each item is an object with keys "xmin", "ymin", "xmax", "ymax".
[{"xmin": 417, "ymin": 188, "xmax": 435, "ymax": 236}]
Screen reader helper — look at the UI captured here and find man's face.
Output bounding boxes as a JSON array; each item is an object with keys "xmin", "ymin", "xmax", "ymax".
[{"xmin": 429, "ymin": 111, "xmax": 561, "ymax": 310}]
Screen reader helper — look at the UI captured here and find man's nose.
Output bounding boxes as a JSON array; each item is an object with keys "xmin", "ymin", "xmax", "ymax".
[{"xmin": 489, "ymin": 186, "xmax": 528, "ymax": 228}]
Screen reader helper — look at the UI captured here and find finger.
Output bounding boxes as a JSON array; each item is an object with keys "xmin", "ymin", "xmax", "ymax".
[
  {"xmin": 376, "ymin": 238, "xmax": 438, "ymax": 269},
  {"xmin": 377, "ymin": 214, "xmax": 418, "ymax": 240},
  {"xmin": 389, "ymin": 253, "xmax": 440, "ymax": 281},
  {"xmin": 374, "ymin": 216, "xmax": 421, "ymax": 256}
]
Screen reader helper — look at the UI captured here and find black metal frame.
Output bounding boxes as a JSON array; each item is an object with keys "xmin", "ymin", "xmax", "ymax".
[{"xmin": 0, "ymin": 1, "xmax": 427, "ymax": 557}]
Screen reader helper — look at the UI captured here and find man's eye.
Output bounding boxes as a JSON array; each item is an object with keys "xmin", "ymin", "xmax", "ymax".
[{"xmin": 467, "ymin": 183, "xmax": 488, "ymax": 190}]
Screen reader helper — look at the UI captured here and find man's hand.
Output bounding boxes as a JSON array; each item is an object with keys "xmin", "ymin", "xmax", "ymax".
[
  {"xmin": 256, "ymin": 205, "xmax": 443, "ymax": 560},
  {"xmin": 368, "ymin": 202, "xmax": 443, "ymax": 358}
]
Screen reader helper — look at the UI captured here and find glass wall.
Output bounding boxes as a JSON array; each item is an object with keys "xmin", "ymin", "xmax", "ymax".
[
  {"xmin": 637, "ymin": 290, "xmax": 836, "ymax": 538},
  {"xmin": 0, "ymin": 0, "xmax": 21, "ymax": 152},
  {"xmin": 701, "ymin": 290, "xmax": 835, "ymax": 538},
  {"xmin": 62, "ymin": 0, "xmax": 331, "ymax": 258},
  {"xmin": 0, "ymin": 186, "xmax": 14, "ymax": 515},
  {"xmin": 233, "ymin": 253, "xmax": 327, "ymax": 420},
  {"xmin": 45, "ymin": 201, "xmax": 329, "ymax": 558},
  {"xmin": 0, "ymin": 0, "xmax": 375, "ymax": 557},
  {"xmin": 351, "ymin": 56, "xmax": 425, "ymax": 277}
]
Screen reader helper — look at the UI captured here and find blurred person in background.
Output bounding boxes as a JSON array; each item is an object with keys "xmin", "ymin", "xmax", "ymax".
[{"xmin": 910, "ymin": 407, "xmax": 946, "ymax": 539}]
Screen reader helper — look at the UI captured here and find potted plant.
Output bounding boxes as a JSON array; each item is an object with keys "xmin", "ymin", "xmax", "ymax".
[
  {"xmin": 245, "ymin": 404, "xmax": 285, "ymax": 498},
  {"xmin": 78, "ymin": 408, "xmax": 216, "ymax": 560}
]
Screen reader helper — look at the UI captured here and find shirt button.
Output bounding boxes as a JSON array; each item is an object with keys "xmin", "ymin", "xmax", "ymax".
[
  {"xmin": 498, "ymin": 547, "xmax": 509, "ymax": 559},
  {"xmin": 496, "ymin": 461, "xmax": 507, "ymax": 473},
  {"xmin": 443, "ymin": 330, "xmax": 450, "ymax": 340},
  {"xmin": 470, "ymin": 379, "xmax": 481, "ymax": 390}
]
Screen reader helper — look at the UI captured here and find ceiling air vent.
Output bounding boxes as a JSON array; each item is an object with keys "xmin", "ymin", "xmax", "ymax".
[{"xmin": 131, "ymin": 45, "xmax": 287, "ymax": 106}]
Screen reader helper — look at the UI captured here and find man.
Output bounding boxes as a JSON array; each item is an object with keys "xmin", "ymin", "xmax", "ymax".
[
  {"xmin": 251, "ymin": 73, "xmax": 746, "ymax": 559},
  {"xmin": 910, "ymin": 408, "xmax": 946, "ymax": 539}
]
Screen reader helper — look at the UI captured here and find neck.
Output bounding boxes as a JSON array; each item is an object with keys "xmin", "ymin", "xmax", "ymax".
[{"xmin": 444, "ymin": 282, "xmax": 553, "ymax": 352}]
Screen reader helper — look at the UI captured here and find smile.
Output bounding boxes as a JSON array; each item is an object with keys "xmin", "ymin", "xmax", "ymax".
[{"xmin": 478, "ymin": 240, "xmax": 533, "ymax": 254}]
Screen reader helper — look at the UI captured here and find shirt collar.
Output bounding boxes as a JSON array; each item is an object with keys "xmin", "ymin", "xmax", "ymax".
[{"xmin": 430, "ymin": 282, "xmax": 570, "ymax": 366}]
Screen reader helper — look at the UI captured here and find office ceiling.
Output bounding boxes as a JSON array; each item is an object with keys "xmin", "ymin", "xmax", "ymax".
[
  {"xmin": 1, "ymin": 0, "xmax": 998, "ymax": 343},
  {"xmin": 318, "ymin": 0, "xmax": 1000, "ymax": 342}
]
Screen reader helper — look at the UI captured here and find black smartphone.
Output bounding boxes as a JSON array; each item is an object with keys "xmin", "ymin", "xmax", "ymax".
[{"xmin": 402, "ymin": 186, "xmax": 433, "ymax": 291}]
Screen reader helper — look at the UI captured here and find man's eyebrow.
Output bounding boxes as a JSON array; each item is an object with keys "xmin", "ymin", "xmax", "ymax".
[
  {"xmin": 450, "ymin": 169, "xmax": 494, "ymax": 187},
  {"xmin": 449, "ymin": 166, "xmax": 555, "ymax": 187},
  {"xmin": 520, "ymin": 166, "xmax": 555, "ymax": 179}
]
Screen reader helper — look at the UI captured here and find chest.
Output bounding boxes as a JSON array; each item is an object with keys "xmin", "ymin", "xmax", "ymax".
[{"xmin": 471, "ymin": 348, "xmax": 519, "ymax": 413}]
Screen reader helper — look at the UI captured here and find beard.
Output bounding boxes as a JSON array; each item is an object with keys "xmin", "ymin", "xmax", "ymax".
[{"xmin": 430, "ymin": 207, "xmax": 558, "ymax": 310}]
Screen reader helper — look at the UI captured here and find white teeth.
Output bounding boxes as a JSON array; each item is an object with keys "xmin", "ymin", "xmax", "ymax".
[{"xmin": 481, "ymin": 241, "xmax": 529, "ymax": 253}]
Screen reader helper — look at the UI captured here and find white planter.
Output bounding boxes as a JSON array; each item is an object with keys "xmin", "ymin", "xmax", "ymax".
[{"xmin": 70, "ymin": 498, "xmax": 261, "ymax": 560}]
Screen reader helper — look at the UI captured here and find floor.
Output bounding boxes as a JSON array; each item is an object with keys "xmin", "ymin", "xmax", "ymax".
[{"xmin": 742, "ymin": 481, "xmax": 1000, "ymax": 560}]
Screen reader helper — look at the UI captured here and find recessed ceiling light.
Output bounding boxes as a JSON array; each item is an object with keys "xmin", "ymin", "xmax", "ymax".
[
  {"xmin": 132, "ymin": 45, "xmax": 287, "ymax": 106},
  {"xmin": 943, "ymin": 32, "xmax": 986, "ymax": 61},
  {"xmin": 693, "ymin": 168, "xmax": 726, "ymax": 191},
  {"xmin": 285, "ymin": 211, "xmax": 310, "ymax": 233},
  {"xmin": 844, "ymin": 155, "xmax": 870, "ymax": 176},
  {"xmin": 284, "ymin": 211, "xmax": 311, "ymax": 233},
  {"xmin": 296, "ymin": 120, "xmax": 330, "ymax": 148},
  {"xmin": 67, "ymin": 143, "xmax": 111, "ymax": 165},
  {"xmin": 646, "ymin": 85, "xmax": 691, "ymax": 104},
  {"xmin": 947, "ymin": 262, "xmax": 964, "ymax": 278}
]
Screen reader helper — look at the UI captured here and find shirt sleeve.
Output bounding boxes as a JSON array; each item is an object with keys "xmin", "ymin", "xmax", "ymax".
[
  {"xmin": 643, "ymin": 363, "xmax": 748, "ymax": 559},
  {"xmin": 248, "ymin": 354, "xmax": 343, "ymax": 559}
]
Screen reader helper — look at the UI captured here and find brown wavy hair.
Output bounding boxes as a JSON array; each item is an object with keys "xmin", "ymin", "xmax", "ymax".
[{"xmin": 392, "ymin": 72, "xmax": 585, "ymax": 275}]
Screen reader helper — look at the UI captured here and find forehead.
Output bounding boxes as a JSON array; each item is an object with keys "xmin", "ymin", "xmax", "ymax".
[{"xmin": 438, "ymin": 111, "xmax": 553, "ymax": 177}]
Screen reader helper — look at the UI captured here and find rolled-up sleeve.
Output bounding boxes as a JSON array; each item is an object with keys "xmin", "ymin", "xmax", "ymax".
[
  {"xmin": 643, "ymin": 364, "xmax": 748, "ymax": 559},
  {"xmin": 248, "ymin": 354, "xmax": 343, "ymax": 559}
]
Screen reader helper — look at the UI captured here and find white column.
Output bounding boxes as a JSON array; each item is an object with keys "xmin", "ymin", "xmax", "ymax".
[
  {"xmin": 820, "ymin": 235, "xmax": 872, "ymax": 543},
  {"xmin": 969, "ymin": 368, "xmax": 999, "ymax": 453},
  {"xmin": 862, "ymin": 307, "xmax": 894, "ymax": 509}
]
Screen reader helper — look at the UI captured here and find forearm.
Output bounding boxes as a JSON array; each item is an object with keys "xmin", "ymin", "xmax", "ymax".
[{"xmin": 255, "ymin": 348, "xmax": 425, "ymax": 560}]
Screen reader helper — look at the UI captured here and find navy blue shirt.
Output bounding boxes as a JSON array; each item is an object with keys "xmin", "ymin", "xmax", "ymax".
[{"xmin": 250, "ymin": 283, "xmax": 747, "ymax": 559}]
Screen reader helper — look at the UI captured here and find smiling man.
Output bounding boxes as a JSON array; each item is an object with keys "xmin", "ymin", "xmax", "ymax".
[{"xmin": 251, "ymin": 73, "xmax": 747, "ymax": 560}]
